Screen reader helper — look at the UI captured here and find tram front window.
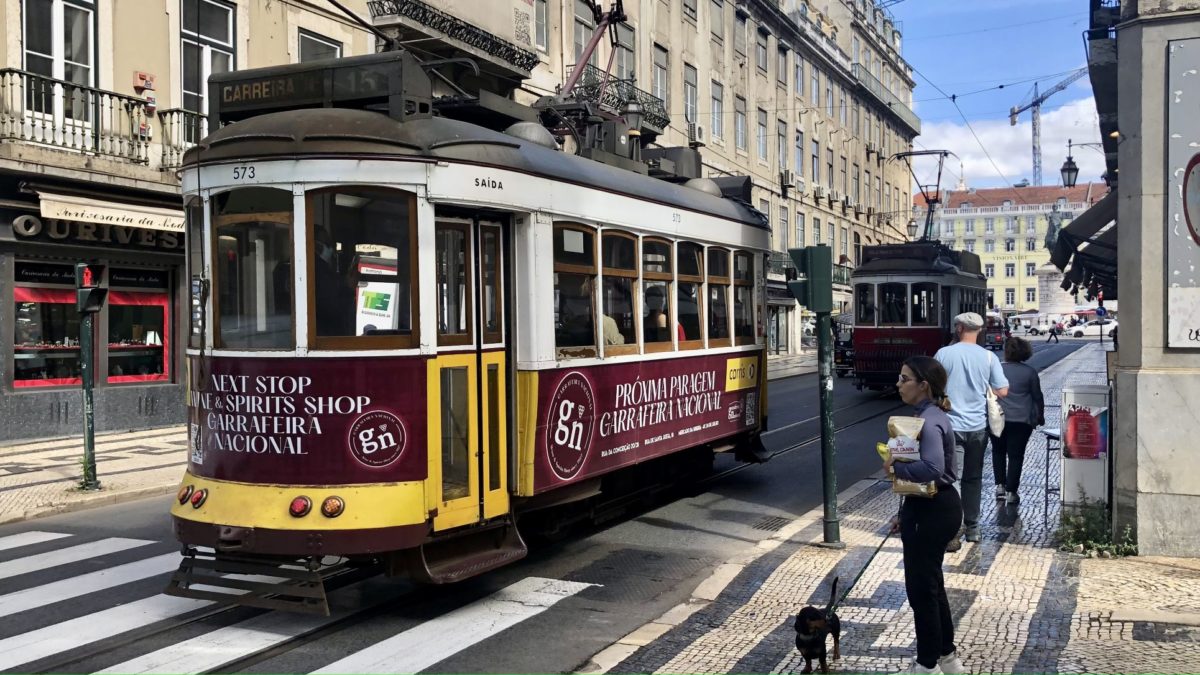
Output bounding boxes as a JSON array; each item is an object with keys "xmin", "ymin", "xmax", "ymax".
[
  {"xmin": 308, "ymin": 188, "xmax": 414, "ymax": 345},
  {"xmin": 212, "ymin": 188, "xmax": 293, "ymax": 349},
  {"xmin": 911, "ymin": 282, "xmax": 938, "ymax": 326},
  {"xmin": 855, "ymin": 283, "xmax": 876, "ymax": 326},
  {"xmin": 879, "ymin": 282, "xmax": 909, "ymax": 326}
]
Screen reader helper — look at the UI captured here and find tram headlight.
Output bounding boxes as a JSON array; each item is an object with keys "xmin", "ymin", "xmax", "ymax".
[
  {"xmin": 320, "ymin": 496, "xmax": 345, "ymax": 518},
  {"xmin": 289, "ymin": 496, "xmax": 312, "ymax": 518},
  {"xmin": 190, "ymin": 488, "xmax": 208, "ymax": 508},
  {"xmin": 177, "ymin": 484, "xmax": 194, "ymax": 505}
]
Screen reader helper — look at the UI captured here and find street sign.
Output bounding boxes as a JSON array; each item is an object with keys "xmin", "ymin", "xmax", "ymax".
[{"xmin": 1095, "ymin": 306, "xmax": 1107, "ymax": 317}]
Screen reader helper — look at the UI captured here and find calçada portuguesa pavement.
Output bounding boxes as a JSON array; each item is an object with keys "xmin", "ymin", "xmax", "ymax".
[{"xmin": 583, "ymin": 344, "xmax": 1200, "ymax": 675}]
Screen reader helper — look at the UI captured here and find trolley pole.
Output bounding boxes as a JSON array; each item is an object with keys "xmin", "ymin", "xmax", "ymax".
[
  {"xmin": 788, "ymin": 245, "xmax": 840, "ymax": 545},
  {"xmin": 75, "ymin": 263, "xmax": 108, "ymax": 491}
]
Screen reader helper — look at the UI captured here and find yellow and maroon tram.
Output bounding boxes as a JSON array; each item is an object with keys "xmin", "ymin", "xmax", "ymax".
[
  {"xmin": 849, "ymin": 241, "xmax": 987, "ymax": 389},
  {"xmin": 168, "ymin": 51, "xmax": 771, "ymax": 612}
]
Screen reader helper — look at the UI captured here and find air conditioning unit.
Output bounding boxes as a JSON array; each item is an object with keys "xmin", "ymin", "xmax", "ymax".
[
  {"xmin": 830, "ymin": 190, "xmax": 842, "ymax": 204},
  {"xmin": 780, "ymin": 169, "xmax": 795, "ymax": 189},
  {"xmin": 813, "ymin": 185, "xmax": 825, "ymax": 200},
  {"xmin": 687, "ymin": 123, "xmax": 705, "ymax": 147},
  {"xmin": 865, "ymin": 141, "xmax": 877, "ymax": 156}
]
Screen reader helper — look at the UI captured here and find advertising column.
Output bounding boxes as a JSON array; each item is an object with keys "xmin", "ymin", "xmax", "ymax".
[{"xmin": 1061, "ymin": 384, "xmax": 1110, "ymax": 507}]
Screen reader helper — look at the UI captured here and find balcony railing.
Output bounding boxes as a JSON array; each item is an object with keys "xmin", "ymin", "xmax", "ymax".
[
  {"xmin": 564, "ymin": 62, "xmax": 669, "ymax": 132},
  {"xmin": 367, "ymin": 0, "xmax": 539, "ymax": 74},
  {"xmin": 0, "ymin": 69, "xmax": 152, "ymax": 163},
  {"xmin": 769, "ymin": 252, "xmax": 853, "ymax": 287},
  {"xmin": 833, "ymin": 263, "xmax": 852, "ymax": 286},
  {"xmin": 158, "ymin": 108, "xmax": 206, "ymax": 169},
  {"xmin": 852, "ymin": 63, "xmax": 920, "ymax": 136}
]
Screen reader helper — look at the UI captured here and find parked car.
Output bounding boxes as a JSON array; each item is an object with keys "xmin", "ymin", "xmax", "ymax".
[{"xmin": 1072, "ymin": 319, "xmax": 1118, "ymax": 338}]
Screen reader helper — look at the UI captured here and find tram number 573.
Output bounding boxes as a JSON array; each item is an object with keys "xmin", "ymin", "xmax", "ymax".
[{"xmin": 232, "ymin": 165, "xmax": 256, "ymax": 180}]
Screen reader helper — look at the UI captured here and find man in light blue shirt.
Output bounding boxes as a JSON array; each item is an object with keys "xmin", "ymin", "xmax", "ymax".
[{"xmin": 935, "ymin": 312, "xmax": 1009, "ymax": 549}]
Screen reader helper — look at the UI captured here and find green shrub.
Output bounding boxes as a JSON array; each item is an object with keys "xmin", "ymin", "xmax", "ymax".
[{"xmin": 1057, "ymin": 493, "xmax": 1137, "ymax": 557}]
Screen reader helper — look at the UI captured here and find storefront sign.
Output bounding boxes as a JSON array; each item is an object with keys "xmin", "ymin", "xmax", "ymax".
[
  {"xmin": 532, "ymin": 353, "xmax": 762, "ymax": 492},
  {"xmin": 187, "ymin": 356, "xmax": 428, "ymax": 485},
  {"xmin": 110, "ymin": 268, "xmax": 169, "ymax": 289},
  {"xmin": 39, "ymin": 192, "xmax": 184, "ymax": 233},
  {"xmin": 15, "ymin": 261, "xmax": 74, "ymax": 285},
  {"xmin": 1167, "ymin": 38, "xmax": 1200, "ymax": 347},
  {"xmin": 8, "ymin": 213, "xmax": 183, "ymax": 251}
]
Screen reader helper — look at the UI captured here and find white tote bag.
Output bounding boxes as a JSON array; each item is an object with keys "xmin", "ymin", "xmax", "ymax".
[{"xmin": 986, "ymin": 352, "xmax": 1005, "ymax": 436}]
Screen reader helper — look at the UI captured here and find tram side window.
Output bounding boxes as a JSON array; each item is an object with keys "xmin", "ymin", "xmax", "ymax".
[
  {"xmin": 213, "ymin": 187, "xmax": 294, "ymax": 349},
  {"xmin": 910, "ymin": 282, "xmax": 938, "ymax": 326},
  {"xmin": 601, "ymin": 231, "xmax": 638, "ymax": 351},
  {"xmin": 307, "ymin": 188, "xmax": 416, "ymax": 348},
  {"xmin": 855, "ymin": 283, "xmax": 876, "ymax": 326},
  {"xmin": 677, "ymin": 242, "xmax": 704, "ymax": 347},
  {"xmin": 733, "ymin": 251, "xmax": 755, "ymax": 342},
  {"xmin": 708, "ymin": 248, "xmax": 731, "ymax": 346},
  {"xmin": 643, "ymin": 238, "xmax": 675, "ymax": 350},
  {"xmin": 186, "ymin": 197, "xmax": 204, "ymax": 350},
  {"xmin": 554, "ymin": 224, "xmax": 597, "ymax": 353},
  {"xmin": 878, "ymin": 282, "xmax": 908, "ymax": 326}
]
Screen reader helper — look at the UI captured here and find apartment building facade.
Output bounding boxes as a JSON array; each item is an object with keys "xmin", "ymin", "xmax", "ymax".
[
  {"xmin": 369, "ymin": 0, "xmax": 918, "ymax": 354},
  {"xmin": 920, "ymin": 183, "xmax": 1108, "ymax": 314},
  {"xmin": 0, "ymin": 0, "xmax": 373, "ymax": 442}
]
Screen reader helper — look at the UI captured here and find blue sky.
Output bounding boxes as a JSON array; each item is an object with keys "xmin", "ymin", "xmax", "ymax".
[{"xmin": 889, "ymin": 0, "xmax": 1106, "ymax": 189}]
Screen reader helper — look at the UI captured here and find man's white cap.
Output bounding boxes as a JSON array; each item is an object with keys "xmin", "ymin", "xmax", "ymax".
[{"xmin": 954, "ymin": 312, "xmax": 984, "ymax": 330}]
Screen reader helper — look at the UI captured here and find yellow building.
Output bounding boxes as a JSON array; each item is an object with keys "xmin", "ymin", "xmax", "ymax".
[{"xmin": 917, "ymin": 183, "xmax": 1108, "ymax": 313}]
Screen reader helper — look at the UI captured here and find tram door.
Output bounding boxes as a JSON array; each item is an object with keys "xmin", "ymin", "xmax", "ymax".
[{"xmin": 429, "ymin": 218, "xmax": 509, "ymax": 531}]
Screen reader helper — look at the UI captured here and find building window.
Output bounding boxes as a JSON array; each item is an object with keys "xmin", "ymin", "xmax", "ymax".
[
  {"xmin": 684, "ymin": 63, "xmax": 698, "ymax": 123},
  {"xmin": 984, "ymin": 218, "xmax": 995, "ymax": 234},
  {"xmin": 826, "ymin": 149, "xmax": 834, "ymax": 189},
  {"xmin": 735, "ymin": 96, "xmax": 747, "ymax": 151},
  {"xmin": 182, "ymin": 0, "xmax": 234, "ymax": 123},
  {"xmin": 756, "ymin": 28, "xmax": 768, "ymax": 72},
  {"xmin": 777, "ymin": 119, "xmax": 787, "ymax": 170},
  {"xmin": 1026, "ymin": 288, "xmax": 1036, "ymax": 303},
  {"xmin": 965, "ymin": 239, "xmax": 976, "ymax": 252},
  {"xmin": 852, "ymin": 163, "xmax": 860, "ymax": 203},
  {"xmin": 710, "ymin": 0, "xmax": 724, "ymax": 40},
  {"xmin": 615, "ymin": 23, "xmax": 635, "ymax": 81},
  {"xmin": 299, "ymin": 29, "xmax": 341, "ymax": 63},
  {"xmin": 795, "ymin": 54, "xmax": 804, "ymax": 95},
  {"xmin": 711, "ymin": 80, "xmax": 724, "ymax": 139},
  {"xmin": 757, "ymin": 108, "xmax": 768, "ymax": 161},
  {"xmin": 965, "ymin": 218, "xmax": 975, "ymax": 234},
  {"xmin": 1005, "ymin": 239, "xmax": 1015, "ymax": 252},
  {"xmin": 984, "ymin": 239, "xmax": 995, "ymax": 253},
  {"xmin": 814, "ymin": 218, "xmax": 822, "ymax": 245},
  {"xmin": 811, "ymin": 140, "xmax": 820, "ymax": 185},
  {"xmin": 852, "ymin": 98, "xmax": 860, "ymax": 136},
  {"xmin": 653, "ymin": 44, "xmax": 669, "ymax": 112},
  {"xmin": 811, "ymin": 65, "xmax": 820, "ymax": 103},
  {"xmin": 825, "ymin": 79, "xmax": 834, "ymax": 117},
  {"xmin": 1005, "ymin": 217, "xmax": 1016, "ymax": 234},
  {"xmin": 1026, "ymin": 262, "xmax": 1036, "ymax": 276},
  {"xmin": 943, "ymin": 221, "xmax": 955, "ymax": 235},
  {"xmin": 23, "ymin": 0, "xmax": 95, "ymax": 124},
  {"xmin": 1005, "ymin": 263, "xmax": 1015, "ymax": 277},
  {"xmin": 985, "ymin": 264, "xmax": 994, "ymax": 277},
  {"xmin": 839, "ymin": 88, "xmax": 847, "ymax": 126},
  {"xmin": 574, "ymin": 0, "xmax": 598, "ymax": 67},
  {"xmin": 795, "ymin": 130, "xmax": 804, "ymax": 177},
  {"xmin": 841, "ymin": 227, "xmax": 849, "ymax": 258},
  {"xmin": 535, "ymin": 0, "xmax": 549, "ymax": 51},
  {"xmin": 777, "ymin": 47, "xmax": 788, "ymax": 84},
  {"xmin": 734, "ymin": 14, "xmax": 746, "ymax": 55},
  {"xmin": 683, "ymin": 0, "xmax": 697, "ymax": 21},
  {"xmin": 840, "ymin": 156, "xmax": 847, "ymax": 195},
  {"xmin": 1027, "ymin": 238, "xmax": 1037, "ymax": 251},
  {"xmin": 1026, "ymin": 216, "xmax": 1037, "ymax": 233},
  {"xmin": 780, "ymin": 207, "xmax": 789, "ymax": 250},
  {"xmin": 796, "ymin": 213, "xmax": 806, "ymax": 247},
  {"xmin": 1005, "ymin": 288, "xmax": 1015, "ymax": 306}
]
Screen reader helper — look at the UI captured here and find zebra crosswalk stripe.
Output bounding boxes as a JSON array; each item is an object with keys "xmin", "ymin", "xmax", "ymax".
[
  {"xmin": 0, "ymin": 531, "xmax": 71, "ymax": 552},
  {"xmin": 311, "ymin": 577, "xmax": 594, "ymax": 674},
  {"xmin": 0, "ymin": 552, "xmax": 179, "ymax": 618},
  {"xmin": 0, "ymin": 537, "xmax": 154, "ymax": 580}
]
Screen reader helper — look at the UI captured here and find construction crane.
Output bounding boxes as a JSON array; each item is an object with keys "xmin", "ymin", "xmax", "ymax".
[{"xmin": 1009, "ymin": 67, "xmax": 1088, "ymax": 186}]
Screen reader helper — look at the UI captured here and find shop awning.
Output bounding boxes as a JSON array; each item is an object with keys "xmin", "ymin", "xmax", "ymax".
[
  {"xmin": 39, "ymin": 192, "xmax": 184, "ymax": 233},
  {"xmin": 1051, "ymin": 189, "xmax": 1118, "ymax": 299}
]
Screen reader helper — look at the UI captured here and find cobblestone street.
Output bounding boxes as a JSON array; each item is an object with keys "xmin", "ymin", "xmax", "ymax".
[{"xmin": 589, "ymin": 344, "xmax": 1200, "ymax": 674}]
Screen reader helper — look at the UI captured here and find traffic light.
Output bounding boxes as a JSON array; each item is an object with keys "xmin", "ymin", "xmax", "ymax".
[
  {"xmin": 787, "ymin": 245, "xmax": 833, "ymax": 313},
  {"xmin": 75, "ymin": 262, "xmax": 108, "ymax": 313}
]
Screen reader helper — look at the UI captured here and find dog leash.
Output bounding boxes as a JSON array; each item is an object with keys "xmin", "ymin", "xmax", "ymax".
[{"xmin": 828, "ymin": 516, "xmax": 898, "ymax": 614}]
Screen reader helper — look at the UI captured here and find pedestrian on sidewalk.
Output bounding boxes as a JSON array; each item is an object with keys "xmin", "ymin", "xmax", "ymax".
[
  {"xmin": 886, "ymin": 356, "xmax": 965, "ymax": 675},
  {"xmin": 934, "ymin": 313, "xmax": 1009, "ymax": 550},
  {"xmin": 991, "ymin": 337, "xmax": 1045, "ymax": 505},
  {"xmin": 1046, "ymin": 322, "xmax": 1061, "ymax": 343}
]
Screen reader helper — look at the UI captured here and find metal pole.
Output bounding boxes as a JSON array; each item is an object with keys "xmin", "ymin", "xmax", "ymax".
[
  {"xmin": 817, "ymin": 310, "xmax": 840, "ymax": 544},
  {"xmin": 80, "ymin": 311, "xmax": 100, "ymax": 490}
]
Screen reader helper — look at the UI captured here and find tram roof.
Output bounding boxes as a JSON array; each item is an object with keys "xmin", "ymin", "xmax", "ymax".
[
  {"xmin": 183, "ymin": 108, "xmax": 769, "ymax": 231},
  {"xmin": 851, "ymin": 242, "xmax": 984, "ymax": 280}
]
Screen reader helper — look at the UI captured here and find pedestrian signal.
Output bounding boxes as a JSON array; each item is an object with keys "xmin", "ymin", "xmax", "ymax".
[{"xmin": 75, "ymin": 262, "xmax": 108, "ymax": 313}]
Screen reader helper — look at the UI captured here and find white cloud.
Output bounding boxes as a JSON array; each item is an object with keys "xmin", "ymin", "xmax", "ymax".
[{"xmin": 913, "ymin": 97, "xmax": 1106, "ymax": 189}]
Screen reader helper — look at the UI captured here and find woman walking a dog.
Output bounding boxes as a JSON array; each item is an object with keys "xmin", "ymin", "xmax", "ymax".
[{"xmin": 885, "ymin": 356, "xmax": 966, "ymax": 674}]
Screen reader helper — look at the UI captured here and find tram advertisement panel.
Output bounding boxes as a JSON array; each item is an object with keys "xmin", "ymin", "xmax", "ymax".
[
  {"xmin": 533, "ymin": 353, "xmax": 761, "ymax": 491},
  {"xmin": 186, "ymin": 356, "xmax": 427, "ymax": 485}
]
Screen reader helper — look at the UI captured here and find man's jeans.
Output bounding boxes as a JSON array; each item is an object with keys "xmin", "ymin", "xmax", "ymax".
[{"xmin": 952, "ymin": 429, "xmax": 989, "ymax": 532}]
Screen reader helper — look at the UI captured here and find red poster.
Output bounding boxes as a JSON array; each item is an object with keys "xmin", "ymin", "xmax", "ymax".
[{"xmin": 532, "ymin": 352, "xmax": 762, "ymax": 492}]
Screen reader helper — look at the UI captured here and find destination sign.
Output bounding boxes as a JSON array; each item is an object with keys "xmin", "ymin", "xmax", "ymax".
[{"xmin": 219, "ymin": 71, "xmax": 324, "ymax": 110}]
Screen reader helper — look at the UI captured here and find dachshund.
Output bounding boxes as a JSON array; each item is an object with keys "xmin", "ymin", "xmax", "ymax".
[{"xmin": 794, "ymin": 576, "xmax": 841, "ymax": 674}]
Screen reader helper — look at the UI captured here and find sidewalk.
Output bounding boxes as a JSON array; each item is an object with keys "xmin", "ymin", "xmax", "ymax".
[
  {"xmin": 585, "ymin": 344, "xmax": 1200, "ymax": 674},
  {"xmin": 768, "ymin": 351, "xmax": 818, "ymax": 380},
  {"xmin": 0, "ymin": 425, "xmax": 187, "ymax": 524}
]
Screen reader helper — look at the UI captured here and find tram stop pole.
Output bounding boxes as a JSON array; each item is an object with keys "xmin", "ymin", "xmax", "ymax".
[
  {"xmin": 75, "ymin": 263, "xmax": 108, "ymax": 491},
  {"xmin": 787, "ymin": 245, "xmax": 840, "ymax": 545}
]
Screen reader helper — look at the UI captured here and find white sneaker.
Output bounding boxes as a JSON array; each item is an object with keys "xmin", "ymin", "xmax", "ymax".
[
  {"xmin": 902, "ymin": 659, "xmax": 943, "ymax": 674},
  {"xmin": 994, "ymin": 485, "xmax": 1006, "ymax": 498},
  {"xmin": 938, "ymin": 652, "xmax": 966, "ymax": 674}
]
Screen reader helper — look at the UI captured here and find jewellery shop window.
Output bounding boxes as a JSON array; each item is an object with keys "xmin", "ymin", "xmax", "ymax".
[
  {"xmin": 13, "ymin": 262, "xmax": 81, "ymax": 388},
  {"xmin": 107, "ymin": 269, "xmax": 171, "ymax": 383}
]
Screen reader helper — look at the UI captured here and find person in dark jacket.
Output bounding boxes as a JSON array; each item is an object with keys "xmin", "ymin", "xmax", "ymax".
[
  {"xmin": 991, "ymin": 337, "xmax": 1046, "ymax": 504},
  {"xmin": 885, "ymin": 356, "xmax": 966, "ymax": 674}
]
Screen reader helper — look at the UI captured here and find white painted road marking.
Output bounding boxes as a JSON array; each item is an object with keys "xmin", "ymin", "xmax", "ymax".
[
  {"xmin": 312, "ymin": 577, "xmax": 595, "ymax": 674},
  {"xmin": 0, "ymin": 531, "xmax": 71, "ymax": 552},
  {"xmin": 0, "ymin": 552, "xmax": 179, "ymax": 618},
  {"xmin": 0, "ymin": 537, "xmax": 154, "ymax": 580}
]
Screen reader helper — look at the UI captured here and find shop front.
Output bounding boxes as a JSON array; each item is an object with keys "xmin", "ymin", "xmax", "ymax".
[
  {"xmin": 766, "ymin": 281, "xmax": 794, "ymax": 355},
  {"xmin": 0, "ymin": 193, "xmax": 186, "ymax": 443}
]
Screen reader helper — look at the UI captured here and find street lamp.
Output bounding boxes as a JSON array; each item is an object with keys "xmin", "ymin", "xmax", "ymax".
[
  {"xmin": 621, "ymin": 100, "xmax": 643, "ymax": 161},
  {"xmin": 907, "ymin": 219, "xmax": 919, "ymax": 240},
  {"xmin": 1060, "ymin": 138, "xmax": 1105, "ymax": 188}
]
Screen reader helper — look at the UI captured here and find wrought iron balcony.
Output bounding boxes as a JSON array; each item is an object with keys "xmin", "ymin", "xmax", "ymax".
[
  {"xmin": 0, "ymin": 69, "xmax": 151, "ymax": 163},
  {"xmin": 564, "ymin": 62, "xmax": 669, "ymax": 132},
  {"xmin": 158, "ymin": 108, "xmax": 207, "ymax": 170},
  {"xmin": 768, "ymin": 250, "xmax": 794, "ymax": 276},
  {"xmin": 833, "ymin": 263, "xmax": 853, "ymax": 287},
  {"xmin": 852, "ymin": 64, "xmax": 920, "ymax": 136},
  {"xmin": 367, "ymin": 0, "xmax": 539, "ymax": 74}
]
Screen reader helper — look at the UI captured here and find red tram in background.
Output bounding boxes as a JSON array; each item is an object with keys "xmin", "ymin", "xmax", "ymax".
[{"xmin": 850, "ymin": 242, "xmax": 988, "ymax": 389}]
